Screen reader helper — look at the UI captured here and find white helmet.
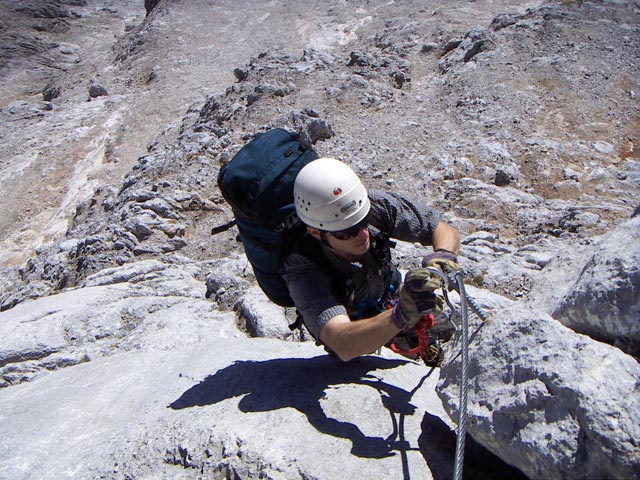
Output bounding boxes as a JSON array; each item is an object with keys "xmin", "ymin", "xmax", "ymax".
[{"xmin": 294, "ymin": 157, "xmax": 370, "ymax": 231}]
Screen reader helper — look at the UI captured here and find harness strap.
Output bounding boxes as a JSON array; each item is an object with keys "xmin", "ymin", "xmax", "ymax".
[
  {"xmin": 288, "ymin": 311, "xmax": 303, "ymax": 331},
  {"xmin": 211, "ymin": 219, "xmax": 237, "ymax": 235}
]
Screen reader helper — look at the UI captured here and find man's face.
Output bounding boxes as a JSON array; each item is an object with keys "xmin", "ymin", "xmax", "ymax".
[{"xmin": 323, "ymin": 224, "xmax": 371, "ymax": 258}]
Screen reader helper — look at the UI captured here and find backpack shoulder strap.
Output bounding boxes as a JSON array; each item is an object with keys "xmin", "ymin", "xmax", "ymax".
[
  {"xmin": 368, "ymin": 226, "xmax": 396, "ymax": 263},
  {"xmin": 211, "ymin": 219, "xmax": 236, "ymax": 235}
]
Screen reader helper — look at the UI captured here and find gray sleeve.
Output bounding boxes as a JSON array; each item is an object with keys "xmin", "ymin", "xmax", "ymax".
[
  {"xmin": 280, "ymin": 253, "xmax": 347, "ymax": 339},
  {"xmin": 369, "ymin": 189, "xmax": 442, "ymax": 245}
]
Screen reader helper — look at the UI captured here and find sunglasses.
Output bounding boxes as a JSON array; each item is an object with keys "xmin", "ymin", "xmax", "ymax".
[{"xmin": 326, "ymin": 215, "xmax": 370, "ymax": 241}]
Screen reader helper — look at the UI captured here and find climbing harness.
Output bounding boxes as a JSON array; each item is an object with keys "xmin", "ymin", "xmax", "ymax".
[{"xmin": 423, "ymin": 266, "xmax": 488, "ymax": 480}]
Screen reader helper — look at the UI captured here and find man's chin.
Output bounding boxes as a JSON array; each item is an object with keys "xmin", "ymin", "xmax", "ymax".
[{"xmin": 354, "ymin": 239, "xmax": 370, "ymax": 255}]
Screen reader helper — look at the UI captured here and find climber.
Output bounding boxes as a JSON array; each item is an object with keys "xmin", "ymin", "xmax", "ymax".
[{"xmin": 281, "ymin": 157, "xmax": 461, "ymax": 364}]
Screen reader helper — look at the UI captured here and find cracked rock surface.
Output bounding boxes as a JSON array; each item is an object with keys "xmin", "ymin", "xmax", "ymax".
[{"xmin": 0, "ymin": 1, "xmax": 638, "ymax": 479}]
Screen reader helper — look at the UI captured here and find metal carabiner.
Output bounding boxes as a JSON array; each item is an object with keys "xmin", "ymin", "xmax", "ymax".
[{"xmin": 424, "ymin": 267, "xmax": 489, "ymax": 323}]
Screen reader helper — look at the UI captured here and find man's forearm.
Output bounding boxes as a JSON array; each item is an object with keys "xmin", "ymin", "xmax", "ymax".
[
  {"xmin": 319, "ymin": 310, "xmax": 400, "ymax": 362},
  {"xmin": 432, "ymin": 221, "xmax": 460, "ymax": 255}
]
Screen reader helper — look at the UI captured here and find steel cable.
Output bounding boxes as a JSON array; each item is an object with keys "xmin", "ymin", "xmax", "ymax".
[
  {"xmin": 423, "ymin": 268, "xmax": 481, "ymax": 480},
  {"xmin": 453, "ymin": 271, "xmax": 469, "ymax": 480}
]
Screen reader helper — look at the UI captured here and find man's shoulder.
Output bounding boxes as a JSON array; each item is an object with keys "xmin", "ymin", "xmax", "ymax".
[
  {"xmin": 368, "ymin": 189, "xmax": 391, "ymax": 202},
  {"xmin": 369, "ymin": 189, "xmax": 418, "ymax": 209},
  {"xmin": 369, "ymin": 189, "xmax": 426, "ymax": 206},
  {"xmin": 282, "ymin": 245, "xmax": 327, "ymax": 275}
]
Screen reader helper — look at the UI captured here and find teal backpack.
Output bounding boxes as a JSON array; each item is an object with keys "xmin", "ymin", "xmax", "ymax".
[{"xmin": 216, "ymin": 128, "xmax": 321, "ymax": 307}]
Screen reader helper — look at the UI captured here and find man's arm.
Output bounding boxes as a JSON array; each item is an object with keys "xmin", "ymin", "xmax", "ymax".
[
  {"xmin": 319, "ymin": 310, "xmax": 401, "ymax": 362},
  {"xmin": 319, "ymin": 221, "xmax": 460, "ymax": 362},
  {"xmin": 432, "ymin": 221, "xmax": 460, "ymax": 255}
]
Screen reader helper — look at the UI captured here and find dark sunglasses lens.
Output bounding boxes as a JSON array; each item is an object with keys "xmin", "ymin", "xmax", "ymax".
[
  {"xmin": 331, "ymin": 217, "xmax": 368, "ymax": 240},
  {"xmin": 332, "ymin": 228, "xmax": 358, "ymax": 241}
]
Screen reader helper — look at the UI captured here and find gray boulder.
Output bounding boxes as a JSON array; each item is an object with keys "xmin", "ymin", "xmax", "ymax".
[
  {"xmin": 204, "ymin": 254, "xmax": 253, "ymax": 309},
  {"xmin": 552, "ymin": 216, "xmax": 640, "ymax": 356},
  {"xmin": 437, "ymin": 306, "xmax": 640, "ymax": 480},
  {"xmin": 235, "ymin": 285, "xmax": 293, "ymax": 340},
  {"xmin": 88, "ymin": 83, "xmax": 108, "ymax": 98},
  {"xmin": 438, "ymin": 28, "xmax": 495, "ymax": 73}
]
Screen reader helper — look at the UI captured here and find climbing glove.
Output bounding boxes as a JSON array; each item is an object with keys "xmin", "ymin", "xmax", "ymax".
[
  {"xmin": 392, "ymin": 268, "xmax": 442, "ymax": 331},
  {"xmin": 422, "ymin": 250, "xmax": 461, "ymax": 291}
]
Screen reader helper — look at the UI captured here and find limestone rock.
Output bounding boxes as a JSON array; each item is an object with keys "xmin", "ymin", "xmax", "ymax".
[
  {"xmin": 88, "ymin": 83, "xmax": 108, "ymax": 98},
  {"xmin": 438, "ymin": 28, "xmax": 494, "ymax": 73},
  {"xmin": 552, "ymin": 216, "xmax": 640, "ymax": 356},
  {"xmin": 204, "ymin": 254, "xmax": 253, "ymax": 309},
  {"xmin": 235, "ymin": 285, "xmax": 293, "ymax": 340},
  {"xmin": 0, "ymin": 259, "xmax": 241, "ymax": 388},
  {"xmin": 0, "ymin": 327, "xmax": 450, "ymax": 479},
  {"xmin": 0, "ymin": 257, "xmax": 524, "ymax": 478},
  {"xmin": 437, "ymin": 307, "xmax": 640, "ymax": 480}
]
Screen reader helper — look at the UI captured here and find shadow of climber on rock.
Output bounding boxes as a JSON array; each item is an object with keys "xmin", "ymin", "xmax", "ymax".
[{"xmin": 170, "ymin": 355, "xmax": 428, "ymax": 459}]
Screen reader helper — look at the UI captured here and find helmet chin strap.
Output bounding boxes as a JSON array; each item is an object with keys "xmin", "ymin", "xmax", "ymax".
[{"xmin": 319, "ymin": 231, "xmax": 332, "ymax": 248}]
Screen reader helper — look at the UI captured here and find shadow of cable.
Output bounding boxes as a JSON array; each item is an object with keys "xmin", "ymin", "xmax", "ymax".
[{"xmin": 170, "ymin": 355, "xmax": 421, "ymax": 460}]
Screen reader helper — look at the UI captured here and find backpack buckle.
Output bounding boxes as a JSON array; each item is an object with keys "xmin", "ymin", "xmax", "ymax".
[{"xmin": 276, "ymin": 212, "xmax": 301, "ymax": 232}]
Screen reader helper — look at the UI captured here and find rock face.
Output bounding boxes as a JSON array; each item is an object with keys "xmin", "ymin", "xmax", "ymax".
[
  {"xmin": 437, "ymin": 215, "xmax": 640, "ymax": 479},
  {"xmin": 438, "ymin": 307, "xmax": 640, "ymax": 480},
  {"xmin": 0, "ymin": 333, "xmax": 440, "ymax": 479},
  {"xmin": 0, "ymin": 258, "xmax": 243, "ymax": 388},
  {"xmin": 0, "ymin": 0, "xmax": 639, "ymax": 478},
  {"xmin": 0, "ymin": 258, "xmax": 527, "ymax": 479},
  {"xmin": 552, "ymin": 216, "xmax": 640, "ymax": 356}
]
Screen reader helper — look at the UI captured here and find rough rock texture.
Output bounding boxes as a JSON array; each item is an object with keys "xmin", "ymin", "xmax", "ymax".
[
  {"xmin": 0, "ymin": 335, "xmax": 444, "ymax": 479},
  {"xmin": 438, "ymin": 306, "xmax": 640, "ymax": 480},
  {"xmin": 0, "ymin": 258, "xmax": 243, "ymax": 387},
  {"xmin": 553, "ymin": 216, "xmax": 640, "ymax": 356},
  {"xmin": 1, "ymin": 0, "xmax": 639, "ymax": 478},
  {"xmin": 235, "ymin": 285, "xmax": 296, "ymax": 340},
  {"xmin": 1, "ymin": 258, "xmax": 528, "ymax": 479}
]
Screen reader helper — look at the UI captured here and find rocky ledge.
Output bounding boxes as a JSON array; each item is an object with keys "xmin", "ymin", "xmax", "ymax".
[{"xmin": 0, "ymin": 1, "xmax": 638, "ymax": 479}]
